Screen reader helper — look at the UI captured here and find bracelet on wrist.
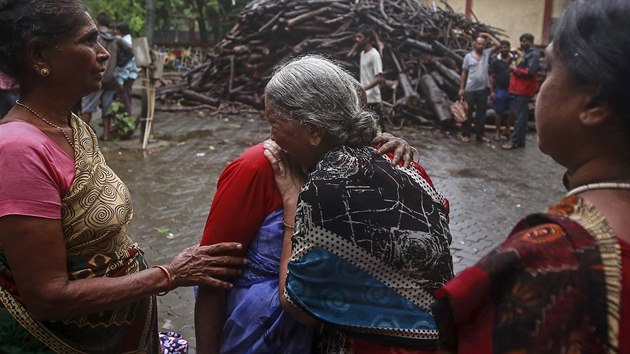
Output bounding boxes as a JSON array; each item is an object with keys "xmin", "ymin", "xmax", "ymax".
[
  {"xmin": 282, "ymin": 218, "xmax": 295, "ymax": 230},
  {"xmin": 153, "ymin": 265, "xmax": 173, "ymax": 296}
]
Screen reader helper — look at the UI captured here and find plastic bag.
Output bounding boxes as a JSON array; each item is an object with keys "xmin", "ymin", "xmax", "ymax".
[{"xmin": 450, "ymin": 98, "xmax": 468, "ymax": 124}]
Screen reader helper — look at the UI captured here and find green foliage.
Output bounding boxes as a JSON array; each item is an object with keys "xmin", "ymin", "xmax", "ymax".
[
  {"xmin": 83, "ymin": 0, "xmax": 247, "ymax": 44},
  {"xmin": 106, "ymin": 100, "xmax": 138, "ymax": 140},
  {"xmin": 83, "ymin": 0, "xmax": 146, "ymax": 35}
]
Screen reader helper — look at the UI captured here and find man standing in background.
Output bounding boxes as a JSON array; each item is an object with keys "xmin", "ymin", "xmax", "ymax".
[
  {"xmin": 502, "ymin": 33, "xmax": 540, "ymax": 150},
  {"xmin": 490, "ymin": 40, "xmax": 515, "ymax": 141},
  {"xmin": 114, "ymin": 22, "xmax": 138, "ymax": 118},
  {"xmin": 355, "ymin": 24, "xmax": 384, "ymax": 132},
  {"xmin": 458, "ymin": 32, "xmax": 501, "ymax": 143}
]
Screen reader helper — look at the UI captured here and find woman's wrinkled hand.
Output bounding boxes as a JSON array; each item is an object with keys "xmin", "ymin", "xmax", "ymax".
[
  {"xmin": 263, "ymin": 139, "xmax": 305, "ymax": 203},
  {"xmin": 372, "ymin": 132, "xmax": 416, "ymax": 167},
  {"xmin": 166, "ymin": 242, "xmax": 246, "ymax": 289}
]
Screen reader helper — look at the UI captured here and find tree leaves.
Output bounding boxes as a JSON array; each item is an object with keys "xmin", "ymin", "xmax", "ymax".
[{"xmin": 83, "ymin": 0, "xmax": 248, "ymax": 44}]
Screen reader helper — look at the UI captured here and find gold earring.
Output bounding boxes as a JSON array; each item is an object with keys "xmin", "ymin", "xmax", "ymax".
[{"xmin": 40, "ymin": 67, "xmax": 50, "ymax": 77}]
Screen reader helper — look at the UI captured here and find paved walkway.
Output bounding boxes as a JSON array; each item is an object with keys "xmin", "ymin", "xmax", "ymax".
[{"xmin": 99, "ymin": 109, "xmax": 566, "ymax": 353}]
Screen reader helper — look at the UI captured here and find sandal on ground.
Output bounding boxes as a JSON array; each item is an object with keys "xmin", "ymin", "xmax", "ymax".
[
  {"xmin": 501, "ymin": 142, "xmax": 521, "ymax": 150},
  {"xmin": 477, "ymin": 136, "xmax": 491, "ymax": 143},
  {"xmin": 460, "ymin": 136, "xmax": 471, "ymax": 143}
]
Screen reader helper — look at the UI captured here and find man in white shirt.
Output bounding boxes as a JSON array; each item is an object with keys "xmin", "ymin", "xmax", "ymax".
[
  {"xmin": 458, "ymin": 32, "xmax": 501, "ymax": 143},
  {"xmin": 356, "ymin": 25, "xmax": 384, "ymax": 131}
]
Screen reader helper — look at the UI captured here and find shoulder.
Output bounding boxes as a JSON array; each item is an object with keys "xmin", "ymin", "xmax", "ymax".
[
  {"xmin": 0, "ymin": 121, "xmax": 73, "ymax": 188},
  {"xmin": 218, "ymin": 143, "xmax": 273, "ymax": 183},
  {"xmin": 368, "ymin": 48, "xmax": 381, "ymax": 58},
  {"xmin": 482, "ymin": 49, "xmax": 493, "ymax": 61},
  {"xmin": 229, "ymin": 143, "xmax": 271, "ymax": 172},
  {"xmin": 0, "ymin": 121, "xmax": 50, "ymax": 154},
  {"xmin": 526, "ymin": 48, "xmax": 540, "ymax": 59},
  {"xmin": 501, "ymin": 220, "xmax": 569, "ymax": 251},
  {"xmin": 309, "ymin": 146, "xmax": 365, "ymax": 181},
  {"xmin": 117, "ymin": 36, "xmax": 131, "ymax": 48},
  {"xmin": 0, "ymin": 122, "xmax": 76, "ymax": 171},
  {"xmin": 462, "ymin": 53, "xmax": 473, "ymax": 65},
  {"xmin": 490, "ymin": 211, "xmax": 600, "ymax": 274},
  {"xmin": 309, "ymin": 147, "xmax": 450, "ymax": 212}
]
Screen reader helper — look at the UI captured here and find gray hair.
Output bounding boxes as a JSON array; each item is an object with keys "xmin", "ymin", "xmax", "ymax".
[{"xmin": 265, "ymin": 55, "xmax": 378, "ymax": 148}]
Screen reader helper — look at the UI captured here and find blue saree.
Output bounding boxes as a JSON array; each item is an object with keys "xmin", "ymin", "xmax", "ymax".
[{"xmin": 220, "ymin": 208, "xmax": 313, "ymax": 354}]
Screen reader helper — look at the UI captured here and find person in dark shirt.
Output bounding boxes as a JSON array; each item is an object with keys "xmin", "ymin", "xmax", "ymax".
[{"xmin": 489, "ymin": 40, "xmax": 515, "ymax": 140}]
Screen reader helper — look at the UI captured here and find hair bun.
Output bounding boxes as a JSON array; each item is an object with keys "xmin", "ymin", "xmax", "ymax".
[{"xmin": 346, "ymin": 110, "xmax": 378, "ymax": 147}]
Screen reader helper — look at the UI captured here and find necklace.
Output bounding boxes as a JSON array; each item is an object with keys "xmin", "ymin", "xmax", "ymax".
[
  {"xmin": 566, "ymin": 182, "xmax": 630, "ymax": 196},
  {"xmin": 15, "ymin": 100, "xmax": 74, "ymax": 148}
]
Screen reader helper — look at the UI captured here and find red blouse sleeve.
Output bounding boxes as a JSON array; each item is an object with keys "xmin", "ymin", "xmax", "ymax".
[{"xmin": 199, "ymin": 144, "xmax": 282, "ymax": 253}]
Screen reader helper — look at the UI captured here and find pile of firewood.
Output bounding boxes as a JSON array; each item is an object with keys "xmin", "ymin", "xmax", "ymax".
[{"xmin": 161, "ymin": 0, "xmax": 504, "ymax": 126}]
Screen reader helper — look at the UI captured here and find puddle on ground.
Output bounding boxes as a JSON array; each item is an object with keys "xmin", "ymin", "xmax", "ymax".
[
  {"xmin": 161, "ymin": 129, "xmax": 215, "ymax": 142},
  {"xmin": 447, "ymin": 168, "xmax": 481, "ymax": 178}
]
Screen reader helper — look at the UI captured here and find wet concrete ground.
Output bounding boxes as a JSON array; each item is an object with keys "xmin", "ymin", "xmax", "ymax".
[{"xmin": 97, "ymin": 108, "xmax": 566, "ymax": 352}]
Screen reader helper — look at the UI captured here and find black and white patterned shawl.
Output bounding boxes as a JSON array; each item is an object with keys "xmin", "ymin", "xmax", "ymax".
[{"xmin": 287, "ymin": 145, "xmax": 454, "ymax": 348}]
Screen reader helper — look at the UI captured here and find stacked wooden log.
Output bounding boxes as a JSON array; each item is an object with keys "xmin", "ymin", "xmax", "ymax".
[{"xmin": 163, "ymin": 0, "xmax": 504, "ymax": 126}]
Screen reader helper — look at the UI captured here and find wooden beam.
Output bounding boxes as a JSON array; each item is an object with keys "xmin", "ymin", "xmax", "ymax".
[
  {"xmin": 465, "ymin": 0, "xmax": 473, "ymax": 20},
  {"xmin": 541, "ymin": 0, "xmax": 553, "ymax": 45}
]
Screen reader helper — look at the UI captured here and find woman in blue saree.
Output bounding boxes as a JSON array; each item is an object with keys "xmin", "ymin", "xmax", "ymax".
[{"xmin": 195, "ymin": 132, "xmax": 417, "ymax": 354}]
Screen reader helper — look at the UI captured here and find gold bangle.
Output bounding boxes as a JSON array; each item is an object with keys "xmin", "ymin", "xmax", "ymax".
[
  {"xmin": 153, "ymin": 265, "xmax": 172, "ymax": 296},
  {"xmin": 282, "ymin": 218, "xmax": 295, "ymax": 230}
]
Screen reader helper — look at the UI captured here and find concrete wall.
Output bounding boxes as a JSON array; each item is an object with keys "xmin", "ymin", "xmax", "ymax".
[{"xmin": 418, "ymin": 0, "xmax": 569, "ymax": 46}]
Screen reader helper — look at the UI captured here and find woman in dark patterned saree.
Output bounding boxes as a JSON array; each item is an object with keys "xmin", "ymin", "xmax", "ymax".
[
  {"xmin": 262, "ymin": 55, "xmax": 454, "ymax": 354},
  {"xmin": 0, "ymin": 1, "xmax": 245, "ymax": 352},
  {"xmin": 433, "ymin": 0, "xmax": 630, "ymax": 353}
]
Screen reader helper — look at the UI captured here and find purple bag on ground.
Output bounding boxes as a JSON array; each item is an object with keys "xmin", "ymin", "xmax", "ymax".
[{"xmin": 159, "ymin": 331, "xmax": 188, "ymax": 354}]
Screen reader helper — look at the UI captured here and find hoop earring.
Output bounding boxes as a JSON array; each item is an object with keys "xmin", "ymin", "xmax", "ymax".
[{"xmin": 40, "ymin": 67, "xmax": 50, "ymax": 77}]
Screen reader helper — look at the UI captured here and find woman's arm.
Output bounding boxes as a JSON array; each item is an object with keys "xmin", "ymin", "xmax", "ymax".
[
  {"xmin": 0, "ymin": 215, "xmax": 245, "ymax": 321},
  {"xmin": 262, "ymin": 140, "xmax": 318, "ymax": 325},
  {"xmin": 275, "ymin": 197, "xmax": 317, "ymax": 325},
  {"xmin": 195, "ymin": 145, "xmax": 279, "ymax": 353},
  {"xmin": 479, "ymin": 32, "xmax": 501, "ymax": 53},
  {"xmin": 195, "ymin": 287, "xmax": 226, "ymax": 354},
  {"xmin": 363, "ymin": 74, "xmax": 384, "ymax": 92},
  {"xmin": 371, "ymin": 132, "xmax": 416, "ymax": 167}
]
